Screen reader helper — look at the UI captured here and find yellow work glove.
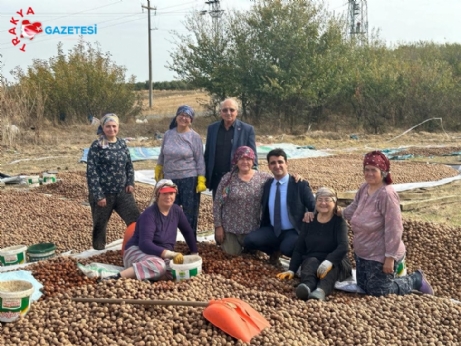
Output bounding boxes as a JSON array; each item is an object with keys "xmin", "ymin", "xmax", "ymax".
[
  {"xmin": 196, "ymin": 175, "xmax": 206, "ymax": 193},
  {"xmin": 317, "ymin": 260, "xmax": 333, "ymax": 279},
  {"xmin": 173, "ymin": 253, "xmax": 184, "ymax": 264},
  {"xmin": 163, "ymin": 250, "xmax": 184, "ymax": 264},
  {"xmin": 155, "ymin": 164, "xmax": 164, "ymax": 182},
  {"xmin": 276, "ymin": 270, "xmax": 294, "ymax": 280}
]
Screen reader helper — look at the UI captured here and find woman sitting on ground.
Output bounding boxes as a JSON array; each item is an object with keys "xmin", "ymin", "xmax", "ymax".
[
  {"xmin": 277, "ymin": 187, "xmax": 352, "ymax": 301},
  {"xmin": 108, "ymin": 179, "xmax": 198, "ymax": 281}
]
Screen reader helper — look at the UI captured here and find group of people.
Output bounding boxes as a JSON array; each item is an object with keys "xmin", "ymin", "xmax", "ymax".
[{"xmin": 86, "ymin": 99, "xmax": 434, "ymax": 301}]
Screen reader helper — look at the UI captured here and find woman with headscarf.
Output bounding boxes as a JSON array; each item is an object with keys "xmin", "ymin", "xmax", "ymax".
[
  {"xmin": 86, "ymin": 113, "xmax": 140, "ymax": 250},
  {"xmin": 276, "ymin": 187, "xmax": 352, "ymax": 301},
  {"xmin": 338, "ymin": 150, "xmax": 434, "ymax": 297},
  {"xmin": 106, "ymin": 179, "xmax": 198, "ymax": 281},
  {"xmin": 213, "ymin": 146, "xmax": 272, "ymax": 256},
  {"xmin": 155, "ymin": 105, "xmax": 206, "ymax": 238}
]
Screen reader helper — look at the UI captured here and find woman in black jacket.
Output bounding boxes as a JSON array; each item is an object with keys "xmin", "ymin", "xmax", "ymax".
[{"xmin": 276, "ymin": 187, "xmax": 352, "ymax": 301}]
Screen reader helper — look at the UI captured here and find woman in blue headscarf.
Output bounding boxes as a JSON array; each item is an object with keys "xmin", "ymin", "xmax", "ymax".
[
  {"xmin": 154, "ymin": 105, "xmax": 206, "ymax": 239},
  {"xmin": 86, "ymin": 113, "xmax": 140, "ymax": 250}
]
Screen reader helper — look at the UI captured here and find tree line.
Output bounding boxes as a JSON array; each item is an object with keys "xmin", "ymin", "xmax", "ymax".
[
  {"xmin": 2, "ymin": 41, "xmax": 142, "ymax": 127},
  {"xmin": 168, "ymin": 0, "xmax": 461, "ymax": 133},
  {"xmin": 2, "ymin": 0, "xmax": 461, "ymax": 134}
]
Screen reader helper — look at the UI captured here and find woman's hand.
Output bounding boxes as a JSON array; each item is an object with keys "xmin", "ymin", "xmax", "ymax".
[
  {"xmin": 336, "ymin": 206, "xmax": 343, "ymax": 217},
  {"xmin": 383, "ymin": 257, "xmax": 395, "ymax": 274},
  {"xmin": 97, "ymin": 198, "xmax": 107, "ymax": 207},
  {"xmin": 215, "ymin": 226, "xmax": 225, "ymax": 245},
  {"xmin": 276, "ymin": 271, "xmax": 294, "ymax": 280},
  {"xmin": 291, "ymin": 173, "xmax": 304, "ymax": 183},
  {"xmin": 125, "ymin": 185, "xmax": 134, "ymax": 194},
  {"xmin": 303, "ymin": 211, "xmax": 314, "ymax": 223}
]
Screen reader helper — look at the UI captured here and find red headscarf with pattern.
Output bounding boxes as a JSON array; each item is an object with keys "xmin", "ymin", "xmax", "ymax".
[{"xmin": 363, "ymin": 150, "xmax": 393, "ymax": 184}]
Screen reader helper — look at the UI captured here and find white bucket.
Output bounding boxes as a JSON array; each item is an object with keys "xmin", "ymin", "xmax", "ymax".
[
  {"xmin": 170, "ymin": 255, "xmax": 202, "ymax": 282},
  {"xmin": 0, "ymin": 245, "xmax": 27, "ymax": 266},
  {"xmin": 42, "ymin": 173, "xmax": 57, "ymax": 184},
  {"xmin": 26, "ymin": 175, "xmax": 40, "ymax": 187},
  {"xmin": 0, "ymin": 280, "xmax": 34, "ymax": 323}
]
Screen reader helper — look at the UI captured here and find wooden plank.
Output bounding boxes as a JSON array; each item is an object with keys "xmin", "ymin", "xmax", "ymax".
[
  {"xmin": 337, "ymin": 192, "xmax": 356, "ymax": 200},
  {"xmin": 397, "ymin": 192, "xmax": 434, "ymax": 200},
  {"xmin": 400, "ymin": 195, "xmax": 460, "ymax": 211}
]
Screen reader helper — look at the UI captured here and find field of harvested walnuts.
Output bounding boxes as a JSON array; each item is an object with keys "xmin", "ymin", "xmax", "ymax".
[{"xmin": 2, "ymin": 146, "xmax": 461, "ymax": 345}]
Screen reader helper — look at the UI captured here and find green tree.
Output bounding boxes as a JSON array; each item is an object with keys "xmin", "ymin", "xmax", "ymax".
[
  {"xmin": 169, "ymin": 0, "xmax": 350, "ymax": 130},
  {"xmin": 11, "ymin": 39, "xmax": 142, "ymax": 124}
]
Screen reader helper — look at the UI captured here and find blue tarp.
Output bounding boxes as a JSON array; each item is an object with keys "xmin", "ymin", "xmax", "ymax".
[
  {"xmin": 443, "ymin": 151, "xmax": 461, "ymax": 156},
  {"xmin": 80, "ymin": 147, "xmax": 162, "ymax": 163},
  {"xmin": 80, "ymin": 143, "xmax": 331, "ymax": 163}
]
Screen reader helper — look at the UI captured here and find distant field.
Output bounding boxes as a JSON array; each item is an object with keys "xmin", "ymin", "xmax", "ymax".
[{"xmin": 140, "ymin": 90, "xmax": 210, "ymax": 117}]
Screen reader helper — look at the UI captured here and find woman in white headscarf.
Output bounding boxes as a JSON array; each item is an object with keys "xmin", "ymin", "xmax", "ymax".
[{"xmin": 86, "ymin": 113, "xmax": 140, "ymax": 250}]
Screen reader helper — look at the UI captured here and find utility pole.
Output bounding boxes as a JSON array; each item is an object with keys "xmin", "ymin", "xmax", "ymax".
[
  {"xmin": 347, "ymin": 0, "xmax": 368, "ymax": 45},
  {"xmin": 201, "ymin": 0, "xmax": 224, "ymax": 37},
  {"xmin": 142, "ymin": 1, "xmax": 156, "ymax": 109}
]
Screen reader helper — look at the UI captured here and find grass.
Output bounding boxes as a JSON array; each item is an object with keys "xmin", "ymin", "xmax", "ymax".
[{"xmin": 139, "ymin": 90, "xmax": 210, "ymax": 117}]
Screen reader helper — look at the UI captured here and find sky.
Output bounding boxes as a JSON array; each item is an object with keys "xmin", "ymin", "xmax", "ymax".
[{"xmin": 1, "ymin": 0, "xmax": 461, "ymax": 83}]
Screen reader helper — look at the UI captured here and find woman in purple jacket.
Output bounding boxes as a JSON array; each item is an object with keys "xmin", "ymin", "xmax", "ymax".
[{"xmin": 107, "ymin": 179, "xmax": 198, "ymax": 281}]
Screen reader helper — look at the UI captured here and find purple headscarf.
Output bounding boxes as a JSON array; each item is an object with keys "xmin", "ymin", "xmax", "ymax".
[
  {"xmin": 169, "ymin": 105, "xmax": 195, "ymax": 130},
  {"xmin": 217, "ymin": 146, "xmax": 256, "ymax": 206},
  {"xmin": 231, "ymin": 146, "xmax": 256, "ymax": 166}
]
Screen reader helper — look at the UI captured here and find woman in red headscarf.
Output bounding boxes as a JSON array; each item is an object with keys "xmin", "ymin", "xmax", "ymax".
[{"xmin": 338, "ymin": 150, "xmax": 434, "ymax": 297}]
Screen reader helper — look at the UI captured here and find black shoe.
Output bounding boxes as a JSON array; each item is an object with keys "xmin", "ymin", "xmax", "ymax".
[
  {"xmin": 99, "ymin": 273, "xmax": 121, "ymax": 282},
  {"xmin": 269, "ymin": 250, "xmax": 282, "ymax": 266},
  {"xmin": 93, "ymin": 242, "xmax": 106, "ymax": 250},
  {"xmin": 296, "ymin": 283, "xmax": 311, "ymax": 301},
  {"xmin": 242, "ymin": 248, "xmax": 256, "ymax": 255}
]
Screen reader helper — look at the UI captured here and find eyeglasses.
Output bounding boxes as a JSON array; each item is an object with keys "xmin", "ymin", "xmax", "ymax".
[
  {"xmin": 317, "ymin": 197, "xmax": 334, "ymax": 203},
  {"xmin": 221, "ymin": 108, "xmax": 236, "ymax": 113},
  {"xmin": 177, "ymin": 114, "xmax": 191, "ymax": 120}
]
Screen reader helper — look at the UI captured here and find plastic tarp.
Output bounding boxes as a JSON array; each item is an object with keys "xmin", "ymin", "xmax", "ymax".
[
  {"xmin": 444, "ymin": 151, "xmax": 461, "ymax": 156},
  {"xmin": 255, "ymin": 143, "xmax": 330, "ymax": 159},
  {"xmin": 80, "ymin": 147, "xmax": 162, "ymax": 163},
  {"xmin": 81, "ymin": 143, "xmax": 331, "ymax": 163},
  {"xmin": 390, "ymin": 174, "xmax": 461, "ymax": 192}
]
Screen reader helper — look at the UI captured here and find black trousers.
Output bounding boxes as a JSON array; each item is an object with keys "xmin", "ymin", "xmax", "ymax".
[
  {"xmin": 172, "ymin": 176, "xmax": 200, "ymax": 239},
  {"xmin": 300, "ymin": 257, "xmax": 340, "ymax": 296},
  {"xmin": 211, "ymin": 171, "xmax": 228, "ymax": 200},
  {"xmin": 89, "ymin": 190, "xmax": 140, "ymax": 250}
]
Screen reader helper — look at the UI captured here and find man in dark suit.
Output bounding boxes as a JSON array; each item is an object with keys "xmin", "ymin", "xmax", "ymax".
[
  {"xmin": 244, "ymin": 148, "xmax": 316, "ymax": 265},
  {"xmin": 204, "ymin": 97, "xmax": 257, "ymax": 199}
]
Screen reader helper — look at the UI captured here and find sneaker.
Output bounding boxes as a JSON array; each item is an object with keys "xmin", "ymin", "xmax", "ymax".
[
  {"xmin": 295, "ymin": 283, "xmax": 311, "ymax": 301},
  {"xmin": 414, "ymin": 270, "xmax": 434, "ymax": 295},
  {"xmin": 308, "ymin": 288, "xmax": 326, "ymax": 301}
]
